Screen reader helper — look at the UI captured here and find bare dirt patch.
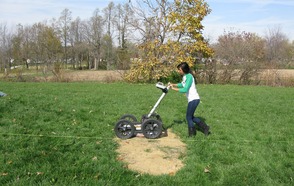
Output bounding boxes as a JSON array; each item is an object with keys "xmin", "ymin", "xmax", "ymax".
[{"xmin": 115, "ymin": 129, "xmax": 186, "ymax": 176}]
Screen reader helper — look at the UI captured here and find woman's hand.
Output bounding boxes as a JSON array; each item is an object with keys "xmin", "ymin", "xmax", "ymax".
[
  {"xmin": 168, "ymin": 82, "xmax": 174, "ymax": 89},
  {"xmin": 168, "ymin": 82, "xmax": 178, "ymax": 91}
]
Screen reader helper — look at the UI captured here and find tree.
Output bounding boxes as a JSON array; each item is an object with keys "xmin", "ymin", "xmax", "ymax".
[
  {"xmin": 83, "ymin": 8, "xmax": 105, "ymax": 70},
  {"xmin": 22, "ymin": 25, "xmax": 33, "ymax": 69},
  {"xmin": 214, "ymin": 30, "xmax": 265, "ymax": 84},
  {"xmin": 69, "ymin": 17, "xmax": 84, "ymax": 69},
  {"xmin": 10, "ymin": 24, "xmax": 24, "ymax": 68},
  {"xmin": 58, "ymin": 8, "xmax": 72, "ymax": 67},
  {"xmin": 0, "ymin": 23, "xmax": 12, "ymax": 73},
  {"xmin": 125, "ymin": 0, "xmax": 213, "ymax": 82},
  {"xmin": 103, "ymin": 2, "xmax": 116, "ymax": 70},
  {"xmin": 264, "ymin": 26, "xmax": 292, "ymax": 67},
  {"xmin": 30, "ymin": 23, "xmax": 47, "ymax": 70},
  {"xmin": 28, "ymin": 23, "xmax": 62, "ymax": 72},
  {"xmin": 115, "ymin": 3, "xmax": 135, "ymax": 69},
  {"xmin": 41, "ymin": 26, "xmax": 63, "ymax": 64}
]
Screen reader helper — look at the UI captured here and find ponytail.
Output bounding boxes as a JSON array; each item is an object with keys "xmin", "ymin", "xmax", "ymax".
[{"xmin": 177, "ymin": 62, "xmax": 197, "ymax": 84}]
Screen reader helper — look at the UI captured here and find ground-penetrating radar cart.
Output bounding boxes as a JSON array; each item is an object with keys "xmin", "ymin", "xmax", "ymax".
[{"xmin": 114, "ymin": 82, "xmax": 170, "ymax": 139}]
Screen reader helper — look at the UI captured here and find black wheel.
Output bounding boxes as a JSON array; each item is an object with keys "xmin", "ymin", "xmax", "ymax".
[
  {"xmin": 141, "ymin": 113, "xmax": 162, "ymax": 122},
  {"xmin": 141, "ymin": 119, "xmax": 163, "ymax": 139},
  {"xmin": 120, "ymin": 114, "xmax": 138, "ymax": 122},
  {"xmin": 151, "ymin": 113, "xmax": 162, "ymax": 122},
  {"xmin": 114, "ymin": 119, "xmax": 135, "ymax": 139}
]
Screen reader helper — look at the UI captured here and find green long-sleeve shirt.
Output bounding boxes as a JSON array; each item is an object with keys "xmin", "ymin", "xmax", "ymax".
[{"xmin": 177, "ymin": 73, "xmax": 200, "ymax": 102}]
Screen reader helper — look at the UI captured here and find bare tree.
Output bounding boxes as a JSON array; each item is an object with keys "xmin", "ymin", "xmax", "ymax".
[
  {"xmin": 22, "ymin": 25, "xmax": 35, "ymax": 69},
  {"xmin": 264, "ymin": 26, "xmax": 292, "ymax": 67},
  {"xmin": 82, "ymin": 8, "xmax": 105, "ymax": 70},
  {"xmin": 69, "ymin": 17, "xmax": 84, "ymax": 69},
  {"xmin": 103, "ymin": 2, "xmax": 115, "ymax": 70},
  {"xmin": 214, "ymin": 30, "xmax": 265, "ymax": 84},
  {"xmin": 0, "ymin": 23, "xmax": 12, "ymax": 73},
  {"xmin": 115, "ymin": 3, "xmax": 134, "ymax": 49},
  {"xmin": 58, "ymin": 8, "xmax": 72, "ymax": 67},
  {"xmin": 30, "ymin": 23, "xmax": 47, "ymax": 71},
  {"xmin": 10, "ymin": 24, "xmax": 24, "ymax": 69},
  {"xmin": 130, "ymin": 0, "xmax": 172, "ymax": 45},
  {"xmin": 115, "ymin": 3, "xmax": 135, "ymax": 69}
]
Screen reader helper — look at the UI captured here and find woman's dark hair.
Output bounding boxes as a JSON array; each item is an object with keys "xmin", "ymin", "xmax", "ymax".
[
  {"xmin": 177, "ymin": 62, "xmax": 190, "ymax": 74},
  {"xmin": 177, "ymin": 62, "xmax": 197, "ymax": 84}
]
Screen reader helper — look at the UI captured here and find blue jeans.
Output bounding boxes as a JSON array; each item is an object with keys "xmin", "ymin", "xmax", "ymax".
[{"xmin": 186, "ymin": 99, "xmax": 201, "ymax": 128}]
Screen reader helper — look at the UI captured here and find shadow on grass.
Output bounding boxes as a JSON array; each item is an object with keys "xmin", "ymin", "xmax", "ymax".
[{"xmin": 164, "ymin": 116, "xmax": 210, "ymax": 136}]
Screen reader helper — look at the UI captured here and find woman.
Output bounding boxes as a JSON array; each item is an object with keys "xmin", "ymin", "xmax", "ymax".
[{"xmin": 169, "ymin": 62, "xmax": 210, "ymax": 137}]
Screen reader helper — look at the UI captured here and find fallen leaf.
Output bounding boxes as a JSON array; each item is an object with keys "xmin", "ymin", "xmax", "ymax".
[
  {"xmin": 92, "ymin": 156, "xmax": 98, "ymax": 161},
  {"xmin": 204, "ymin": 168, "xmax": 210, "ymax": 173}
]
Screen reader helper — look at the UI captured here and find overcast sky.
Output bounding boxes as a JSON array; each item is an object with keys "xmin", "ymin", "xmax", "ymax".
[{"xmin": 0, "ymin": 0, "xmax": 293, "ymax": 42}]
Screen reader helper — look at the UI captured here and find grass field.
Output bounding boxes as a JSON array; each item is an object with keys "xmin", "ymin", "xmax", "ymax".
[{"xmin": 0, "ymin": 82, "xmax": 293, "ymax": 185}]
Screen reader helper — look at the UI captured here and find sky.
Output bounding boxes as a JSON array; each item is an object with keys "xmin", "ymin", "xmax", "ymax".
[{"xmin": 0, "ymin": 0, "xmax": 293, "ymax": 43}]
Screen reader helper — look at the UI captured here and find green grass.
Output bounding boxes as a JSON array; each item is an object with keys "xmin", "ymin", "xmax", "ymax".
[{"xmin": 0, "ymin": 82, "xmax": 293, "ymax": 185}]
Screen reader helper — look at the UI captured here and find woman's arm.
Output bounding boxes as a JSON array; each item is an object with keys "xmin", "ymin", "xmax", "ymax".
[
  {"xmin": 169, "ymin": 74, "xmax": 193, "ymax": 93},
  {"xmin": 178, "ymin": 74, "xmax": 193, "ymax": 93},
  {"xmin": 168, "ymin": 82, "xmax": 181, "ymax": 91}
]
